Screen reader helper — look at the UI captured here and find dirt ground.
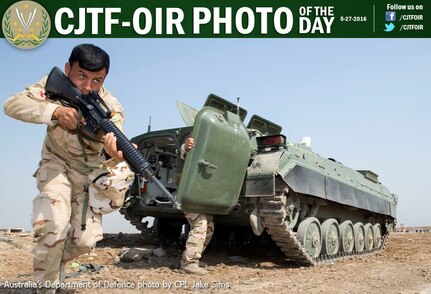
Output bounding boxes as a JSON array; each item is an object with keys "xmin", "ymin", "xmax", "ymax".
[{"xmin": 0, "ymin": 231, "xmax": 430, "ymax": 294}]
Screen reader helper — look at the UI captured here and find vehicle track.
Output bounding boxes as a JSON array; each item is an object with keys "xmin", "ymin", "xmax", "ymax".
[{"xmin": 259, "ymin": 195, "xmax": 389, "ymax": 266}]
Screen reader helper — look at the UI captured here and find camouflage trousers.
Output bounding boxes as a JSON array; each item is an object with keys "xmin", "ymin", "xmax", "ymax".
[
  {"xmin": 31, "ymin": 155, "xmax": 133, "ymax": 284},
  {"xmin": 182, "ymin": 213, "xmax": 214, "ymax": 264}
]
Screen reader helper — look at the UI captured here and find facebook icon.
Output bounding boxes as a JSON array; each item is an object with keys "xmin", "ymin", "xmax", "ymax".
[{"xmin": 386, "ymin": 11, "xmax": 396, "ymax": 21}]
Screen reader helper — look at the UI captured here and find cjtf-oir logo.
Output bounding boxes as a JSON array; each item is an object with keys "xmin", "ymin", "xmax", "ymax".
[{"xmin": 2, "ymin": 1, "xmax": 51, "ymax": 49}]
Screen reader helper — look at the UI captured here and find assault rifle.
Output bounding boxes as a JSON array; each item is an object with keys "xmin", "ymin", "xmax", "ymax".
[{"xmin": 45, "ymin": 66, "xmax": 180, "ymax": 209}]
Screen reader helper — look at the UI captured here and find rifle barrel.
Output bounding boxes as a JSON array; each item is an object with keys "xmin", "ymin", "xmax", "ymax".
[{"xmin": 99, "ymin": 119, "xmax": 180, "ymax": 209}]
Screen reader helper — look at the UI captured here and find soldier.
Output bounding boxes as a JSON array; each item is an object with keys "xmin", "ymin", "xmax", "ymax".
[
  {"xmin": 4, "ymin": 44, "xmax": 133, "ymax": 294},
  {"xmin": 179, "ymin": 137, "xmax": 215, "ymax": 275}
]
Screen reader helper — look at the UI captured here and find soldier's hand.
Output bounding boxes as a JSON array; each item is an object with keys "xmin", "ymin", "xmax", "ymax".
[
  {"xmin": 184, "ymin": 137, "xmax": 195, "ymax": 152},
  {"xmin": 103, "ymin": 132, "xmax": 137, "ymax": 161},
  {"xmin": 103, "ymin": 132, "xmax": 123, "ymax": 161},
  {"xmin": 53, "ymin": 106, "xmax": 79, "ymax": 130}
]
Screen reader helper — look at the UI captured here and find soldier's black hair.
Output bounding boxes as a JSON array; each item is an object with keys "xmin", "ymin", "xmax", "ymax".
[{"xmin": 68, "ymin": 43, "xmax": 110, "ymax": 74}]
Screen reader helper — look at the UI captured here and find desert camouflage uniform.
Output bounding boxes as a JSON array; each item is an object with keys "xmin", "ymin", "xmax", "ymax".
[
  {"xmin": 4, "ymin": 76, "xmax": 134, "ymax": 285},
  {"xmin": 178, "ymin": 142, "xmax": 215, "ymax": 269},
  {"xmin": 182, "ymin": 213, "xmax": 214, "ymax": 265}
]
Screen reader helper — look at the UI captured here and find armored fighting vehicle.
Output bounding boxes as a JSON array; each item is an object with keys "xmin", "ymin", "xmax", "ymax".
[{"xmin": 121, "ymin": 94, "xmax": 397, "ymax": 265}]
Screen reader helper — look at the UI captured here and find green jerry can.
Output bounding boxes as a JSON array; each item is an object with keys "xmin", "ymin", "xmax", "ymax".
[{"xmin": 177, "ymin": 98, "xmax": 251, "ymax": 215}]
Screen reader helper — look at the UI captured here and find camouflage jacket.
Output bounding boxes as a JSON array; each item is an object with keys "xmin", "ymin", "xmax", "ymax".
[{"xmin": 4, "ymin": 76, "xmax": 125, "ymax": 174}]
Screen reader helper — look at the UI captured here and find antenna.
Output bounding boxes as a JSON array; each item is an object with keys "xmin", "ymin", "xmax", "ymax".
[
  {"xmin": 147, "ymin": 116, "xmax": 152, "ymax": 132},
  {"xmin": 236, "ymin": 97, "xmax": 240, "ymax": 116}
]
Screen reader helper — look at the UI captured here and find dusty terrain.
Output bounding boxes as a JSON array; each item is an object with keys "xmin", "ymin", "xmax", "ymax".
[{"xmin": 0, "ymin": 230, "xmax": 430, "ymax": 294}]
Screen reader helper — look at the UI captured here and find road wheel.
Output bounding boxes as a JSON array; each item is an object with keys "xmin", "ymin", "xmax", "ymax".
[
  {"xmin": 321, "ymin": 218, "xmax": 340, "ymax": 255},
  {"xmin": 364, "ymin": 223, "xmax": 374, "ymax": 250},
  {"xmin": 373, "ymin": 223, "xmax": 382, "ymax": 248},
  {"xmin": 353, "ymin": 222, "xmax": 365, "ymax": 252},
  {"xmin": 297, "ymin": 217, "xmax": 322, "ymax": 258},
  {"xmin": 339, "ymin": 220, "xmax": 354, "ymax": 253}
]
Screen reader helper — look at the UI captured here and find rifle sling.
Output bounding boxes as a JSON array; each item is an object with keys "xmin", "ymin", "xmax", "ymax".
[
  {"xmin": 81, "ymin": 187, "xmax": 89, "ymax": 231},
  {"xmin": 76, "ymin": 110, "xmax": 103, "ymax": 162}
]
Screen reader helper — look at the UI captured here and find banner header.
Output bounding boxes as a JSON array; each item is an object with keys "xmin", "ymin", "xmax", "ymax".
[{"xmin": 1, "ymin": 0, "xmax": 430, "ymax": 45}]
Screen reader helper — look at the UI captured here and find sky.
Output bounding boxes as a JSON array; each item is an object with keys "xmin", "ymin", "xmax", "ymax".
[{"xmin": 0, "ymin": 38, "xmax": 430, "ymax": 233}]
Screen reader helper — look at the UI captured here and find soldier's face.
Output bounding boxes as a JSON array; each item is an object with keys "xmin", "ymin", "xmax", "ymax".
[{"xmin": 65, "ymin": 62, "xmax": 107, "ymax": 95}]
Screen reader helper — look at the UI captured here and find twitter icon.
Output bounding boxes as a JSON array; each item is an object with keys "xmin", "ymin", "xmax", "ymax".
[{"xmin": 384, "ymin": 23, "xmax": 395, "ymax": 32}]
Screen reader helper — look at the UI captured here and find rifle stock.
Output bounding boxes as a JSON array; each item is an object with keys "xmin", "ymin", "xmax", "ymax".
[{"xmin": 46, "ymin": 67, "xmax": 81, "ymax": 105}]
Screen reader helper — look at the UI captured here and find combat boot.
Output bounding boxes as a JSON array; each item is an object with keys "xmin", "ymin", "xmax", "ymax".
[{"xmin": 180, "ymin": 261, "xmax": 207, "ymax": 275}]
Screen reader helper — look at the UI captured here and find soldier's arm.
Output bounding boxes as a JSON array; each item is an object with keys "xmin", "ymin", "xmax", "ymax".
[
  {"xmin": 180, "ymin": 136, "xmax": 195, "ymax": 160},
  {"xmin": 98, "ymin": 93, "xmax": 128, "ymax": 167},
  {"xmin": 3, "ymin": 77, "xmax": 60, "ymax": 125},
  {"xmin": 89, "ymin": 99, "xmax": 134, "ymax": 213}
]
